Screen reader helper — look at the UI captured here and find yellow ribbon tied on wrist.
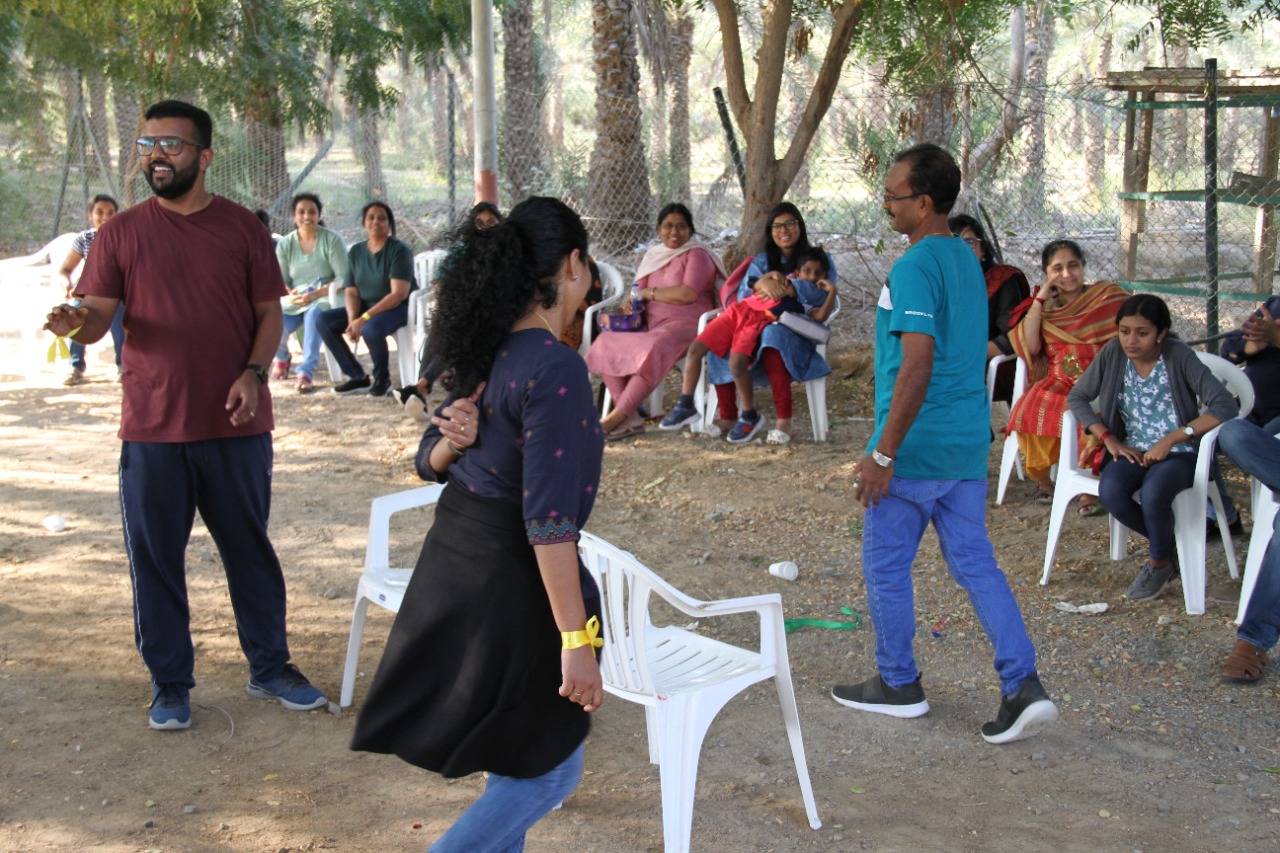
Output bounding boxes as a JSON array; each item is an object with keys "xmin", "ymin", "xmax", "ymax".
[
  {"xmin": 561, "ymin": 615, "xmax": 603, "ymax": 650},
  {"xmin": 47, "ymin": 325, "xmax": 82, "ymax": 363}
]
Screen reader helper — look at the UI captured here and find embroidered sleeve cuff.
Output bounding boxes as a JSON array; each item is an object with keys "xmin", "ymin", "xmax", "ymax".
[{"xmin": 526, "ymin": 516, "xmax": 581, "ymax": 546}]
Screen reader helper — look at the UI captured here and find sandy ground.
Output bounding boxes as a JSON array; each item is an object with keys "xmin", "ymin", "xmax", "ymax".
[{"xmin": 2, "ymin": 265, "xmax": 1279, "ymax": 853}]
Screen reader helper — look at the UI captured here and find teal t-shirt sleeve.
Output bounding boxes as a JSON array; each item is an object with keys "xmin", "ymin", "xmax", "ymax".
[
  {"xmin": 888, "ymin": 255, "xmax": 940, "ymax": 338},
  {"xmin": 276, "ymin": 236, "xmax": 294, "ymax": 287},
  {"xmin": 389, "ymin": 240, "xmax": 414, "ymax": 284},
  {"xmin": 344, "ymin": 243, "xmax": 359, "ymax": 289}
]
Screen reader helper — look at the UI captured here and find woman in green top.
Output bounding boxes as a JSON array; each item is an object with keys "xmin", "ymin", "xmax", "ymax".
[
  {"xmin": 274, "ymin": 193, "xmax": 350, "ymax": 393},
  {"xmin": 316, "ymin": 201, "xmax": 417, "ymax": 397}
]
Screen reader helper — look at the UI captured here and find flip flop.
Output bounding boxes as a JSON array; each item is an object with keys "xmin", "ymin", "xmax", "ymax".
[
  {"xmin": 1034, "ymin": 490, "xmax": 1054, "ymax": 505},
  {"xmin": 605, "ymin": 423, "xmax": 646, "ymax": 442},
  {"xmin": 766, "ymin": 429, "xmax": 792, "ymax": 446},
  {"xmin": 1077, "ymin": 499, "xmax": 1106, "ymax": 517}
]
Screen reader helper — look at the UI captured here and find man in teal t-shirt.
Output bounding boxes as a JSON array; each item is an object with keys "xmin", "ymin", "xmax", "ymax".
[{"xmin": 831, "ymin": 143, "xmax": 1057, "ymax": 745}]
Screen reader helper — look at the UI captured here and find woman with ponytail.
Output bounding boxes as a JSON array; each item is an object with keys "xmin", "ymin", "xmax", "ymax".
[{"xmin": 352, "ymin": 197, "xmax": 605, "ymax": 853}]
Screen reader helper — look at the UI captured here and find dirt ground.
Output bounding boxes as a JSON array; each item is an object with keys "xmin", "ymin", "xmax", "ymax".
[{"xmin": 2, "ymin": 277, "xmax": 1279, "ymax": 853}]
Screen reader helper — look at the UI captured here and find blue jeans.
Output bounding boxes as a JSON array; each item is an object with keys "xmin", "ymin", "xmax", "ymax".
[
  {"xmin": 430, "ymin": 743, "xmax": 584, "ymax": 853},
  {"xmin": 1218, "ymin": 417, "xmax": 1280, "ymax": 651},
  {"xmin": 70, "ymin": 303, "xmax": 125, "ymax": 371},
  {"xmin": 315, "ymin": 302, "xmax": 408, "ymax": 384},
  {"xmin": 862, "ymin": 477, "xmax": 1038, "ymax": 696},
  {"xmin": 1098, "ymin": 454, "xmax": 1196, "ymax": 563},
  {"xmin": 276, "ymin": 300, "xmax": 330, "ymax": 379}
]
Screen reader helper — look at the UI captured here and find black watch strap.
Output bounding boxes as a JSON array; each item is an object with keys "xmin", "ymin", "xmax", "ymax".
[{"xmin": 245, "ymin": 363, "xmax": 268, "ymax": 384}]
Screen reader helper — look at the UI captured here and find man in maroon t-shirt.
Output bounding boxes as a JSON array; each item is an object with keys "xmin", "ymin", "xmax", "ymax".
[{"xmin": 45, "ymin": 100, "xmax": 326, "ymax": 731}]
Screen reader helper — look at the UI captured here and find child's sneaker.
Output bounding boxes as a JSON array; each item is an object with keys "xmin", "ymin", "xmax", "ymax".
[
  {"xmin": 660, "ymin": 401, "xmax": 699, "ymax": 430},
  {"xmin": 726, "ymin": 410, "xmax": 764, "ymax": 443}
]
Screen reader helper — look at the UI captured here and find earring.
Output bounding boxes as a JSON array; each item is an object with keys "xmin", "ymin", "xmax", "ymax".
[{"xmin": 573, "ymin": 274, "xmax": 580, "ymax": 281}]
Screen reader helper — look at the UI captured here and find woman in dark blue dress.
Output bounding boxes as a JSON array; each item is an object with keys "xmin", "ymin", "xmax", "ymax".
[{"xmin": 351, "ymin": 197, "xmax": 604, "ymax": 853}]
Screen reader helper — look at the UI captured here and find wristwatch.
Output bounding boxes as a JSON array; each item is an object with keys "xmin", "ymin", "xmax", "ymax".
[
  {"xmin": 871, "ymin": 449, "xmax": 895, "ymax": 468},
  {"xmin": 1182, "ymin": 425, "xmax": 1195, "ymax": 438},
  {"xmin": 245, "ymin": 363, "xmax": 268, "ymax": 385}
]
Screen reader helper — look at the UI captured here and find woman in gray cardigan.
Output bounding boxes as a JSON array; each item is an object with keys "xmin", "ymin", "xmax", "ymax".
[{"xmin": 1067, "ymin": 295, "xmax": 1238, "ymax": 602}]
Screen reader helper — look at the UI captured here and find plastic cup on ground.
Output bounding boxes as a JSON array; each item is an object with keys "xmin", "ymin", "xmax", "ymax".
[{"xmin": 768, "ymin": 561, "xmax": 798, "ymax": 581}]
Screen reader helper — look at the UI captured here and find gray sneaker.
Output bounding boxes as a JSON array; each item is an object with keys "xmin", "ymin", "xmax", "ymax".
[
  {"xmin": 831, "ymin": 673, "xmax": 929, "ymax": 718},
  {"xmin": 1126, "ymin": 560, "xmax": 1177, "ymax": 602}
]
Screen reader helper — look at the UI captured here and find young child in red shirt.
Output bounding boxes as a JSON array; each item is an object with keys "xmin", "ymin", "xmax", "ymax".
[{"xmin": 661, "ymin": 247, "xmax": 837, "ymax": 438}]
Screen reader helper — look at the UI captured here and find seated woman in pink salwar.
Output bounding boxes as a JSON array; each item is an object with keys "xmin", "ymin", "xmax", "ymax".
[{"xmin": 586, "ymin": 203, "xmax": 726, "ymax": 439}]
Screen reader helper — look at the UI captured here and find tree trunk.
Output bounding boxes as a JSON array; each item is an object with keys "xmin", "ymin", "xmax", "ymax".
[
  {"xmin": 396, "ymin": 48, "xmax": 414, "ymax": 154},
  {"xmin": 1085, "ymin": 33, "xmax": 1109, "ymax": 198},
  {"xmin": 1168, "ymin": 41, "xmax": 1189, "ymax": 168},
  {"xmin": 711, "ymin": 0, "xmax": 863, "ymax": 266},
  {"xmin": 913, "ymin": 84, "xmax": 956, "ymax": 145},
  {"xmin": 112, "ymin": 81, "xmax": 141, "ymax": 206},
  {"xmin": 502, "ymin": 0, "xmax": 545, "ymax": 203},
  {"xmin": 360, "ymin": 107, "xmax": 387, "ymax": 200},
  {"xmin": 1022, "ymin": 5, "xmax": 1055, "ymax": 218},
  {"xmin": 587, "ymin": 0, "xmax": 651, "ymax": 254},
  {"xmin": 246, "ymin": 86, "xmax": 291, "ymax": 223},
  {"xmin": 429, "ymin": 60, "xmax": 452, "ymax": 176},
  {"xmin": 669, "ymin": 12, "xmax": 693, "ymax": 204},
  {"xmin": 86, "ymin": 69, "xmax": 113, "ymax": 177}
]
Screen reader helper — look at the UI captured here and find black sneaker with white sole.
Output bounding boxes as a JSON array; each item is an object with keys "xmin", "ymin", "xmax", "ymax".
[
  {"xmin": 980, "ymin": 674, "xmax": 1058, "ymax": 744},
  {"xmin": 831, "ymin": 673, "xmax": 929, "ymax": 718},
  {"xmin": 333, "ymin": 376, "xmax": 372, "ymax": 395},
  {"xmin": 369, "ymin": 378, "xmax": 392, "ymax": 398}
]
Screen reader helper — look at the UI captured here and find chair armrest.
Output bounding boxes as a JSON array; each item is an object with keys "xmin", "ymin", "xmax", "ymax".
[
  {"xmin": 986, "ymin": 354, "xmax": 1015, "ymax": 398},
  {"xmin": 365, "ymin": 484, "xmax": 446, "ymax": 570},
  {"xmin": 581, "ymin": 292, "xmax": 625, "ymax": 354},
  {"xmin": 696, "ymin": 307, "xmax": 723, "ymax": 334}
]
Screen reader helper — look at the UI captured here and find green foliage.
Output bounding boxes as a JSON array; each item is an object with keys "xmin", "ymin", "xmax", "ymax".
[{"xmin": 1120, "ymin": 0, "xmax": 1278, "ymax": 50}]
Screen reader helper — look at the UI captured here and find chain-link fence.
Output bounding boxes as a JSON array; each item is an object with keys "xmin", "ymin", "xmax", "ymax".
[{"xmin": 3, "ymin": 27, "xmax": 1277, "ymax": 345}]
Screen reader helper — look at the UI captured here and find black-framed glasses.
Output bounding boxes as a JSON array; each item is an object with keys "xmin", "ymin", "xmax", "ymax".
[
  {"xmin": 959, "ymin": 236, "xmax": 983, "ymax": 246},
  {"xmin": 882, "ymin": 191, "xmax": 922, "ymax": 204},
  {"xmin": 135, "ymin": 136, "xmax": 205, "ymax": 156},
  {"xmin": 770, "ymin": 219, "xmax": 800, "ymax": 231}
]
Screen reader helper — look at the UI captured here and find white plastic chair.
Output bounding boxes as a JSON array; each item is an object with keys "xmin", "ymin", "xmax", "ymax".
[
  {"xmin": 693, "ymin": 298, "xmax": 839, "ymax": 441},
  {"xmin": 582, "ymin": 261, "xmax": 625, "ymax": 358},
  {"xmin": 1236, "ymin": 436, "xmax": 1280, "ymax": 624},
  {"xmin": 577, "ymin": 532, "xmax": 821, "ymax": 853},
  {"xmin": 991, "ymin": 354, "xmax": 1029, "ymax": 504},
  {"xmin": 339, "ymin": 484, "xmax": 444, "ymax": 707},
  {"xmin": 323, "ymin": 281, "xmax": 417, "ymax": 387},
  {"xmin": 1040, "ymin": 352, "xmax": 1254, "ymax": 615}
]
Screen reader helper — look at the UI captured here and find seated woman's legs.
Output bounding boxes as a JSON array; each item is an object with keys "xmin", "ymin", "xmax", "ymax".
[
  {"xmin": 600, "ymin": 374, "xmax": 651, "ymax": 434},
  {"xmin": 276, "ymin": 313, "xmax": 305, "ymax": 369},
  {"xmin": 1099, "ymin": 456, "xmax": 1195, "ymax": 566},
  {"xmin": 1017, "ymin": 433, "xmax": 1060, "ymax": 501},
  {"xmin": 297, "ymin": 306, "xmax": 325, "ymax": 381},
  {"xmin": 315, "ymin": 307, "xmax": 365, "ymax": 380},
  {"xmin": 359, "ymin": 303, "xmax": 410, "ymax": 390},
  {"xmin": 760, "ymin": 348, "xmax": 793, "ymax": 435}
]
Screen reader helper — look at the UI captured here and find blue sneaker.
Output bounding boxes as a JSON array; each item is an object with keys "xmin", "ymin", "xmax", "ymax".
[
  {"xmin": 149, "ymin": 683, "xmax": 191, "ymax": 731},
  {"xmin": 246, "ymin": 663, "xmax": 327, "ymax": 711},
  {"xmin": 659, "ymin": 401, "xmax": 699, "ymax": 430},
  {"xmin": 726, "ymin": 411, "xmax": 764, "ymax": 444}
]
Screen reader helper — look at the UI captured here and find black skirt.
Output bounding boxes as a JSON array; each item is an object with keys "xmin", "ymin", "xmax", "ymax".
[{"xmin": 350, "ymin": 483, "xmax": 598, "ymax": 779}]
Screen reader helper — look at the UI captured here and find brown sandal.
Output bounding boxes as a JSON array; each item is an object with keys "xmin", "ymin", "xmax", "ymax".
[{"xmin": 1220, "ymin": 639, "xmax": 1267, "ymax": 682}]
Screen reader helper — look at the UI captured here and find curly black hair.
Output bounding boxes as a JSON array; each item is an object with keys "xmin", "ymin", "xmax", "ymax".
[{"xmin": 431, "ymin": 196, "xmax": 589, "ymax": 396}]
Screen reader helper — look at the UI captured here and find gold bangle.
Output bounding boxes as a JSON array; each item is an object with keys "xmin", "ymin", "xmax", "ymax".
[
  {"xmin": 561, "ymin": 615, "xmax": 603, "ymax": 650},
  {"xmin": 445, "ymin": 439, "xmax": 467, "ymax": 456},
  {"xmin": 361, "ymin": 311, "xmax": 372, "ymax": 321}
]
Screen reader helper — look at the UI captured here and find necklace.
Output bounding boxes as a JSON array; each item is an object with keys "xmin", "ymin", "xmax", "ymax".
[{"xmin": 533, "ymin": 312, "xmax": 556, "ymax": 335}]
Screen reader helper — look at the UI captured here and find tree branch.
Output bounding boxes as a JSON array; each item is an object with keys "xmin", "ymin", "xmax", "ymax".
[{"xmin": 709, "ymin": 0, "xmax": 753, "ymax": 131}]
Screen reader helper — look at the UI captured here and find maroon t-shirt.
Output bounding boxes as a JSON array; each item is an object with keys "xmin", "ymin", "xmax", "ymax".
[{"xmin": 77, "ymin": 196, "xmax": 287, "ymax": 442}]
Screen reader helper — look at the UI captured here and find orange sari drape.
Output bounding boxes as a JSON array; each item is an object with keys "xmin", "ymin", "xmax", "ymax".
[{"xmin": 1008, "ymin": 281, "xmax": 1128, "ymax": 443}]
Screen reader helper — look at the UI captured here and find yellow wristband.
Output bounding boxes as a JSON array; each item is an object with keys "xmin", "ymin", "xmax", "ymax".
[
  {"xmin": 561, "ymin": 615, "xmax": 603, "ymax": 650},
  {"xmin": 67, "ymin": 325, "xmax": 84, "ymax": 338},
  {"xmin": 361, "ymin": 311, "xmax": 372, "ymax": 321}
]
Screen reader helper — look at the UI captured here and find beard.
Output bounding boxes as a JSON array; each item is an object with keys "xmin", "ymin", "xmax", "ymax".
[{"xmin": 145, "ymin": 158, "xmax": 200, "ymax": 199}]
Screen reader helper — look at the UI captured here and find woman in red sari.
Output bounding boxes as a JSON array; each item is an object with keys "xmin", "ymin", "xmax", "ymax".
[{"xmin": 1008, "ymin": 239, "xmax": 1128, "ymax": 511}]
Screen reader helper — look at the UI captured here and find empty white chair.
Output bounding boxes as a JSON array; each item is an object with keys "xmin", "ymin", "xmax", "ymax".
[
  {"xmin": 578, "ymin": 532, "xmax": 820, "ymax": 853},
  {"xmin": 1041, "ymin": 352, "xmax": 1253, "ymax": 615},
  {"xmin": 992, "ymin": 355, "xmax": 1029, "ymax": 504},
  {"xmin": 339, "ymin": 483, "xmax": 444, "ymax": 708}
]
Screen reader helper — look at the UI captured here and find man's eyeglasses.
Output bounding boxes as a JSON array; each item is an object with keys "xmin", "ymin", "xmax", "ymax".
[
  {"xmin": 770, "ymin": 219, "xmax": 800, "ymax": 231},
  {"xmin": 882, "ymin": 191, "xmax": 922, "ymax": 204},
  {"xmin": 135, "ymin": 136, "xmax": 205, "ymax": 157}
]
